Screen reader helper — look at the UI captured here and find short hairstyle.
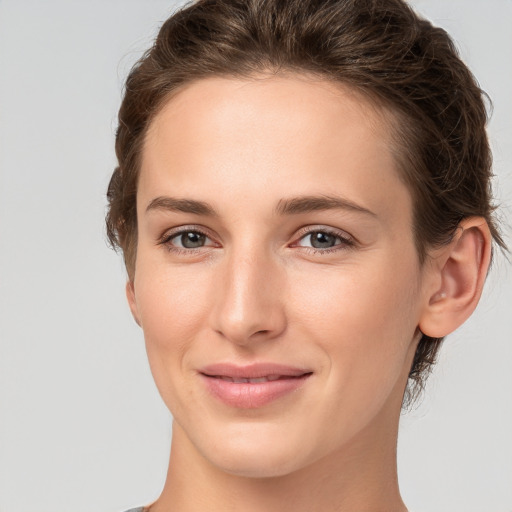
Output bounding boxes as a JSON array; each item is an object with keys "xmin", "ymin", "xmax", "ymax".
[{"xmin": 106, "ymin": 0, "xmax": 506, "ymax": 403}]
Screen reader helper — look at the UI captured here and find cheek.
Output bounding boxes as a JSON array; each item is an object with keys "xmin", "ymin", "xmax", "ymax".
[
  {"xmin": 294, "ymin": 260, "xmax": 417, "ymax": 331},
  {"xmin": 136, "ymin": 258, "xmax": 212, "ymax": 334},
  {"xmin": 289, "ymin": 256, "xmax": 420, "ymax": 381},
  {"xmin": 134, "ymin": 261, "xmax": 213, "ymax": 396},
  {"xmin": 286, "ymin": 259, "xmax": 420, "ymax": 439}
]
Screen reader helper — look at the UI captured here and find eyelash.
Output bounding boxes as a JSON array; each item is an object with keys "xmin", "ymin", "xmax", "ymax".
[
  {"xmin": 157, "ymin": 225, "xmax": 356, "ymax": 256},
  {"xmin": 292, "ymin": 226, "xmax": 355, "ymax": 255},
  {"xmin": 158, "ymin": 225, "xmax": 215, "ymax": 256}
]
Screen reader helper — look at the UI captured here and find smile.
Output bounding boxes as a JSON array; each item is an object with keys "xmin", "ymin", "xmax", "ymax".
[
  {"xmin": 199, "ymin": 363, "xmax": 313, "ymax": 408},
  {"xmin": 212, "ymin": 375, "xmax": 300, "ymax": 383}
]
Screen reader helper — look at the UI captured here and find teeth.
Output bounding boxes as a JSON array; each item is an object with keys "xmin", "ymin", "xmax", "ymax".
[
  {"xmin": 248, "ymin": 377, "xmax": 268, "ymax": 383},
  {"xmin": 216, "ymin": 375, "xmax": 285, "ymax": 383}
]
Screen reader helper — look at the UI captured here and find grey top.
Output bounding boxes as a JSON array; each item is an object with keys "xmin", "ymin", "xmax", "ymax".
[{"xmin": 124, "ymin": 508, "xmax": 144, "ymax": 512}]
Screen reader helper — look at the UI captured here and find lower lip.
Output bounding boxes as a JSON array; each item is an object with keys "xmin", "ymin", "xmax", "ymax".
[{"xmin": 200, "ymin": 374, "xmax": 312, "ymax": 409}]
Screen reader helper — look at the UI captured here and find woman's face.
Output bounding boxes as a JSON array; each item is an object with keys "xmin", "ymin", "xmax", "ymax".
[{"xmin": 129, "ymin": 74, "xmax": 432, "ymax": 477}]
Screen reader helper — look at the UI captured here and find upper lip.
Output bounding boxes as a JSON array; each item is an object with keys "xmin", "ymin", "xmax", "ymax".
[{"xmin": 199, "ymin": 363, "xmax": 312, "ymax": 379}]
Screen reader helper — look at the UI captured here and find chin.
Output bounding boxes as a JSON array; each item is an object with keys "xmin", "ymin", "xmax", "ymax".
[
  {"xmin": 210, "ymin": 447, "xmax": 309, "ymax": 479},
  {"xmin": 192, "ymin": 421, "xmax": 318, "ymax": 478}
]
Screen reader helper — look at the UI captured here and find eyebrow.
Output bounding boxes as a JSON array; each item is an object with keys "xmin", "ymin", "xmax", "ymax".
[
  {"xmin": 145, "ymin": 194, "xmax": 376, "ymax": 218},
  {"xmin": 146, "ymin": 196, "xmax": 217, "ymax": 216},
  {"xmin": 275, "ymin": 195, "xmax": 377, "ymax": 217}
]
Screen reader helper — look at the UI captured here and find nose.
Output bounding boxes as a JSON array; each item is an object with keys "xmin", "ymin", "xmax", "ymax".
[{"xmin": 209, "ymin": 247, "xmax": 287, "ymax": 346}]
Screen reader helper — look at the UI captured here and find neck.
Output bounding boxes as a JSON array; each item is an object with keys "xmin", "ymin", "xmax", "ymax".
[{"xmin": 147, "ymin": 394, "xmax": 408, "ymax": 512}]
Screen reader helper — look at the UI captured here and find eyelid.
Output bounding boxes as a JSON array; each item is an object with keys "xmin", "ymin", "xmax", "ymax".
[
  {"xmin": 293, "ymin": 225, "xmax": 354, "ymax": 242},
  {"xmin": 290, "ymin": 225, "xmax": 356, "ymax": 252},
  {"xmin": 158, "ymin": 224, "xmax": 219, "ymax": 248},
  {"xmin": 156, "ymin": 224, "xmax": 356, "ymax": 254}
]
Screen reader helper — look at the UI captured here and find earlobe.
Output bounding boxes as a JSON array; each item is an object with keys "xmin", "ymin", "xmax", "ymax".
[
  {"xmin": 126, "ymin": 280, "xmax": 142, "ymax": 327},
  {"xmin": 419, "ymin": 217, "xmax": 492, "ymax": 338}
]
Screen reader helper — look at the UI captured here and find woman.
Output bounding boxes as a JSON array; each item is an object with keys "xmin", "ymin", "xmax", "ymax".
[{"xmin": 106, "ymin": 0, "xmax": 507, "ymax": 510}]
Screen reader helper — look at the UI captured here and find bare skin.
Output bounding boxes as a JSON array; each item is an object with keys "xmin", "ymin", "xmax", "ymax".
[{"xmin": 126, "ymin": 74, "xmax": 491, "ymax": 512}]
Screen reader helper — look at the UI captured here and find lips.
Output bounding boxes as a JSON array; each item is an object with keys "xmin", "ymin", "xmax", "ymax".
[
  {"xmin": 200, "ymin": 362, "xmax": 311, "ymax": 379},
  {"xmin": 213, "ymin": 375, "xmax": 286, "ymax": 383},
  {"xmin": 199, "ymin": 363, "xmax": 312, "ymax": 408}
]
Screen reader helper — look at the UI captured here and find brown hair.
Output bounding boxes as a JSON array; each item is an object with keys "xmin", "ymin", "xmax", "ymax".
[{"xmin": 106, "ymin": 0, "xmax": 506, "ymax": 402}]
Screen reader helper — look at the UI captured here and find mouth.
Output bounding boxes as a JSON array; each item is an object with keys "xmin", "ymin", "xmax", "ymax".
[
  {"xmin": 207, "ymin": 374, "xmax": 307, "ymax": 383},
  {"xmin": 199, "ymin": 363, "xmax": 313, "ymax": 409}
]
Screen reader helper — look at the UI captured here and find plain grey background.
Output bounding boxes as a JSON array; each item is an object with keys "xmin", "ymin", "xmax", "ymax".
[{"xmin": 0, "ymin": 1, "xmax": 510, "ymax": 511}]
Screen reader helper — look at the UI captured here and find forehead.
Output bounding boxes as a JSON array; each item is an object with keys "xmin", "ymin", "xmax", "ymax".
[
  {"xmin": 140, "ymin": 74, "xmax": 411, "ymax": 224},
  {"xmin": 145, "ymin": 73, "xmax": 391, "ymax": 158}
]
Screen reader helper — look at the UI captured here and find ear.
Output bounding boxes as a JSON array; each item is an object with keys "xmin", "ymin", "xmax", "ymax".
[
  {"xmin": 126, "ymin": 280, "xmax": 142, "ymax": 327},
  {"xmin": 419, "ymin": 217, "xmax": 492, "ymax": 338}
]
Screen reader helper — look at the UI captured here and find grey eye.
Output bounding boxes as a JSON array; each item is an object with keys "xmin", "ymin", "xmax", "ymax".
[
  {"xmin": 308, "ymin": 231, "xmax": 339, "ymax": 249},
  {"xmin": 176, "ymin": 231, "xmax": 206, "ymax": 248}
]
